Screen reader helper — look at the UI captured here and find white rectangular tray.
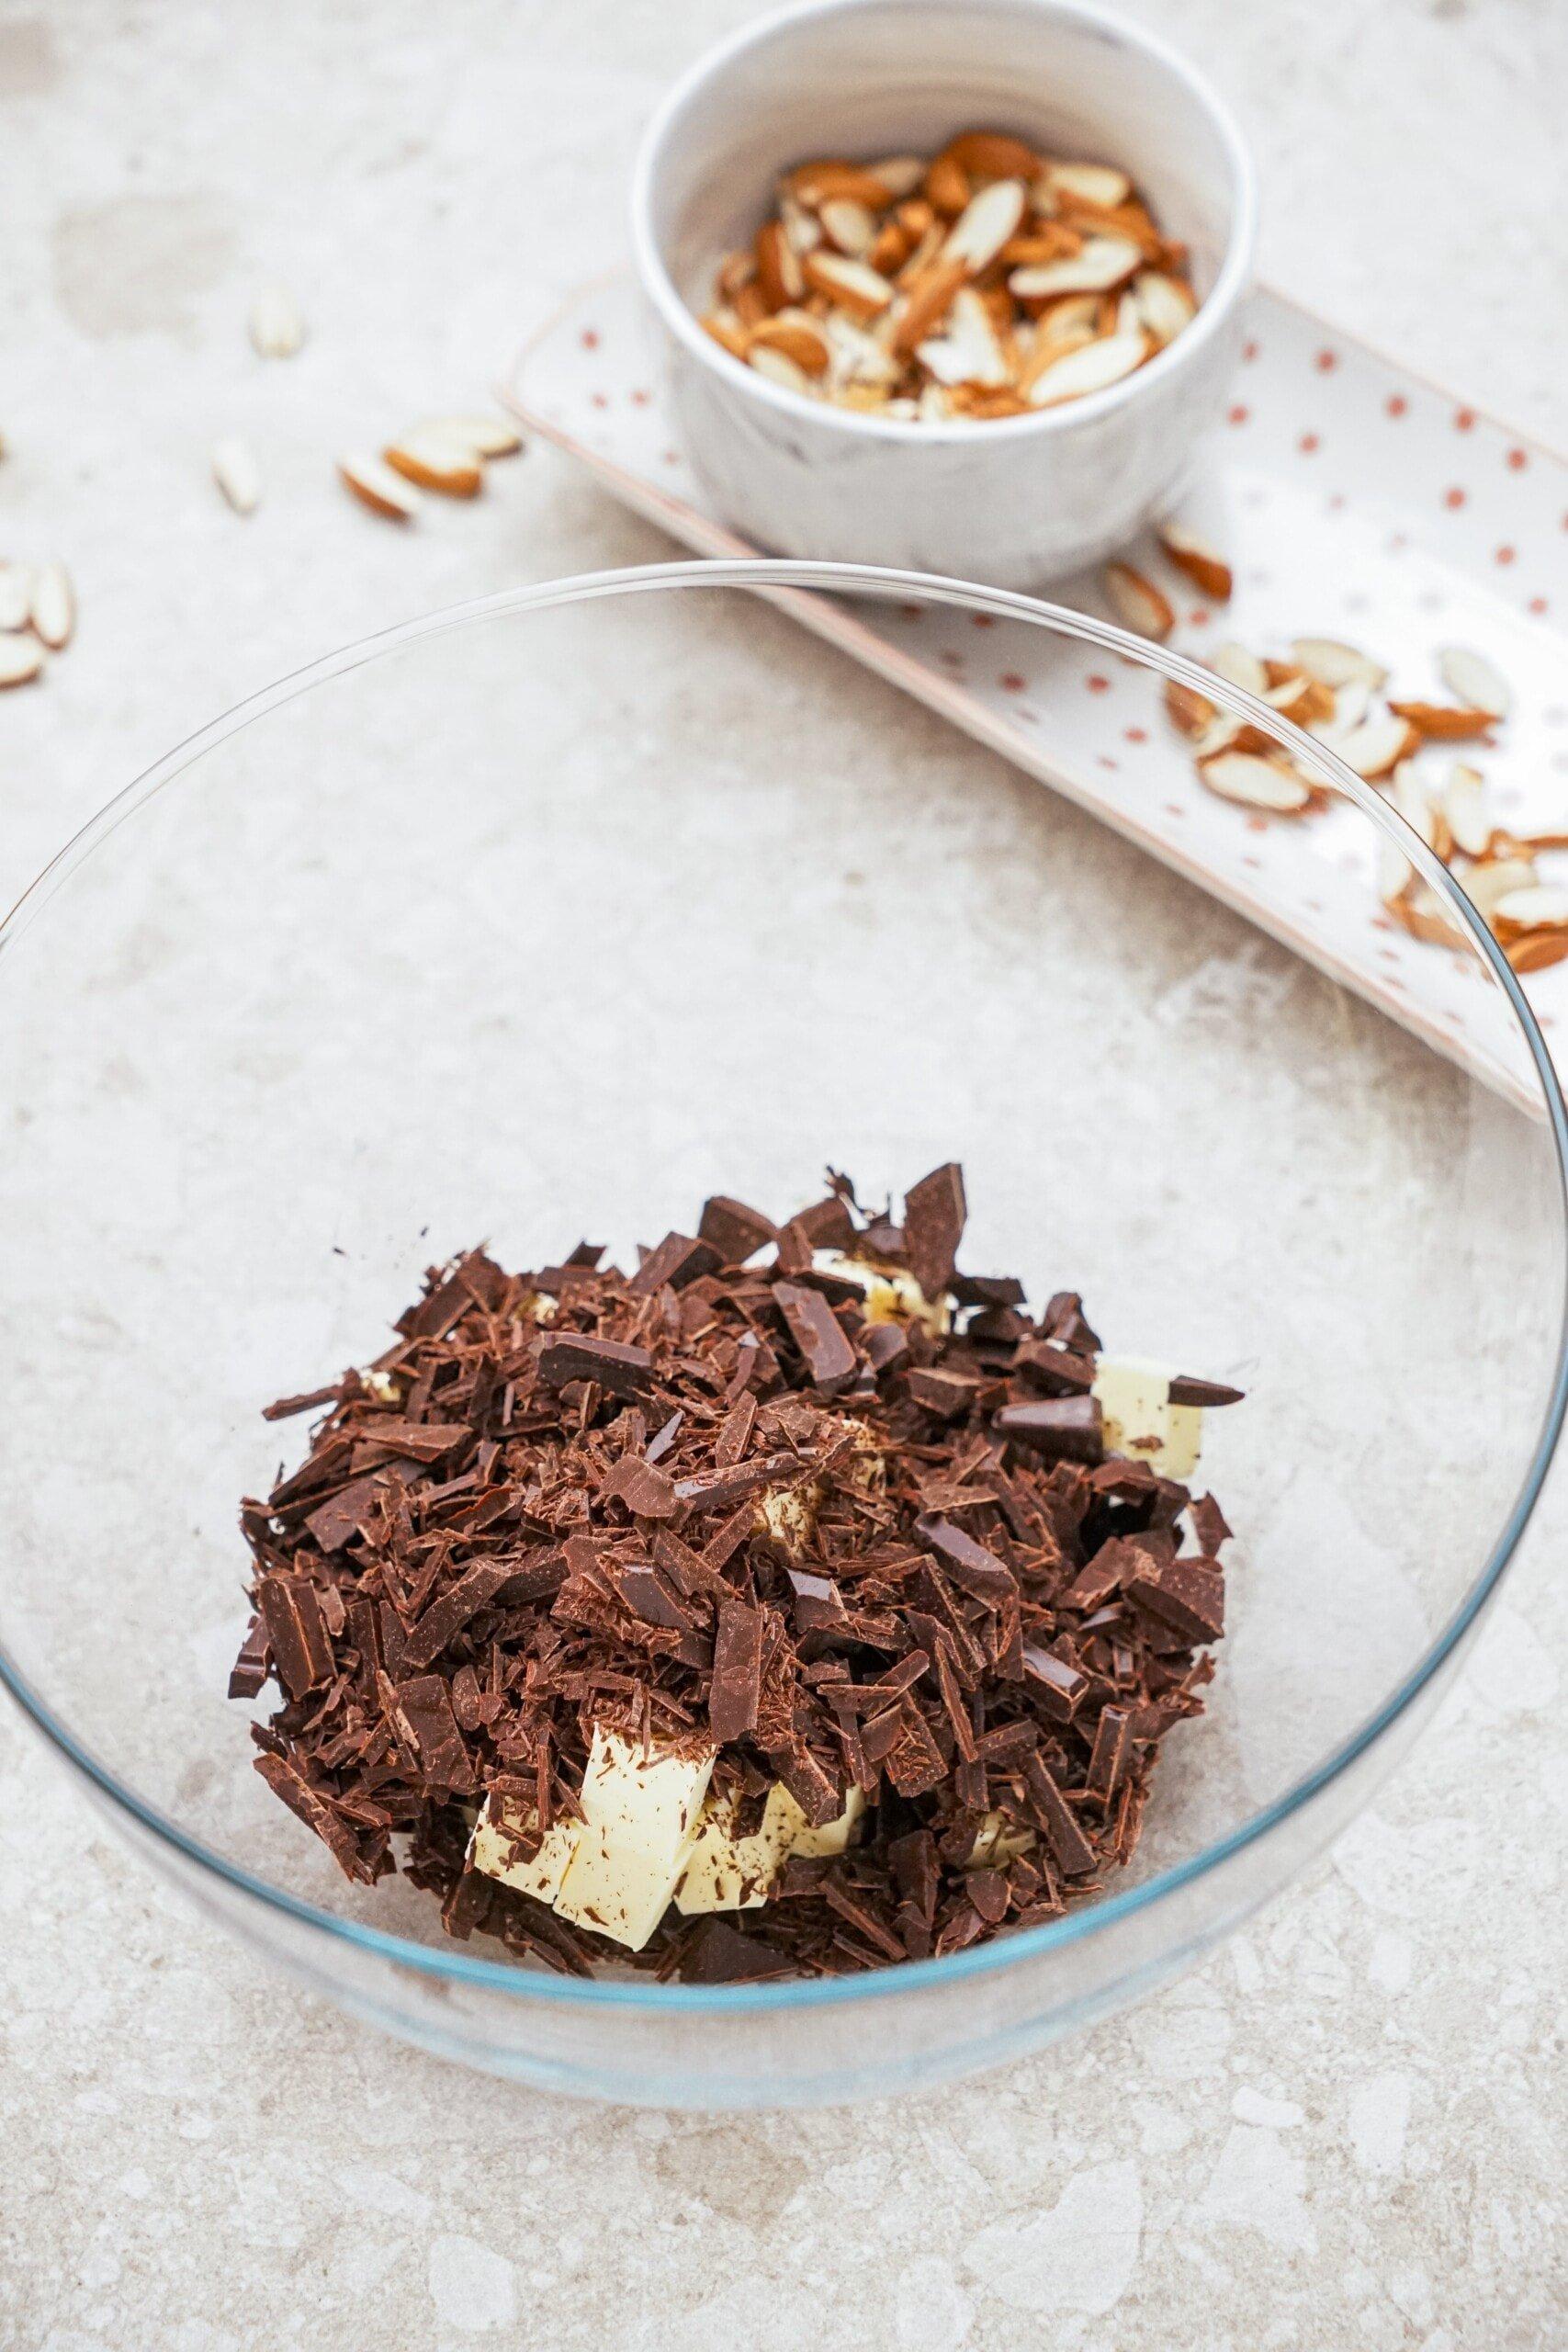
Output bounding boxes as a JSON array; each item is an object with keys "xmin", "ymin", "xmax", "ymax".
[{"xmin": 502, "ymin": 273, "xmax": 1568, "ymax": 1098}]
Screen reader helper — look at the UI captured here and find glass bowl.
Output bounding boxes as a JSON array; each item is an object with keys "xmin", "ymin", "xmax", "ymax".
[{"xmin": 1, "ymin": 560, "xmax": 1562, "ymax": 2109}]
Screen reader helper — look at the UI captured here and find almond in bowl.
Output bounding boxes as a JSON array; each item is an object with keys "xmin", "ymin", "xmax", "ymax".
[{"xmin": 701, "ymin": 130, "xmax": 1196, "ymax": 421}]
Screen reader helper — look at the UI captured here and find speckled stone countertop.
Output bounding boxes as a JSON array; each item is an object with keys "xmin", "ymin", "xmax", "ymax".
[{"xmin": 1, "ymin": 3, "xmax": 1564, "ymax": 2345}]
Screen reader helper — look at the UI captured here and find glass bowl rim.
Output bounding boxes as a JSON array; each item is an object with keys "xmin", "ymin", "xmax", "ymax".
[{"xmin": 3, "ymin": 554, "xmax": 1564, "ymax": 2016}]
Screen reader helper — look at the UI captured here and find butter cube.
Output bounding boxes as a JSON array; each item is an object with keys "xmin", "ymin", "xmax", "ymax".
[
  {"xmin": 1092, "ymin": 1354, "xmax": 1203, "ymax": 1481},
  {"xmin": 549, "ymin": 1725, "xmax": 716, "ymax": 1951},
  {"xmin": 967, "ymin": 1810, "xmax": 1037, "ymax": 1870},
  {"xmin": 676, "ymin": 1782, "xmax": 865, "ymax": 1915},
  {"xmin": 821, "ymin": 1251, "xmax": 952, "ymax": 1338},
  {"xmin": 468, "ymin": 1798, "xmax": 581, "ymax": 1905}
]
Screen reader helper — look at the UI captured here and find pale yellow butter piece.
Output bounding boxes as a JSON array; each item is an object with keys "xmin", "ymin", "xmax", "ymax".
[
  {"xmin": 752, "ymin": 1415, "xmax": 883, "ymax": 1557},
  {"xmin": 468, "ymin": 1797, "xmax": 581, "ymax": 1905},
  {"xmin": 1092, "ymin": 1354, "xmax": 1203, "ymax": 1481},
  {"xmin": 820, "ymin": 1251, "xmax": 952, "ymax": 1337},
  {"xmin": 966, "ymin": 1809, "xmax": 1037, "ymax": 1870},
  {"xmin": 549, "ymin": 1725, "xmax": 716, "ymax": 1951},
  {"xmin": 675, "ymin": 1781, "xmax": 866, "ymax": 1916}
]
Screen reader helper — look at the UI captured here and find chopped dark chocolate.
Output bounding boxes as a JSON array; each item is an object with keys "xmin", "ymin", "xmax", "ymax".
[
  {"xmin": 1168, "ymin": 1374, "xmax": 1247, "ymax": 1408},
  {"xmin": 232, "ymin": 1163, "xmax": 1238, "ymax": 1981}
]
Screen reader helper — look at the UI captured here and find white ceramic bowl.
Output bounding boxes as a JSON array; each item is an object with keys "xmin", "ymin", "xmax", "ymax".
[{"xmin": 631, "ymin": 0, "xmax": 1258, "ymax": 588}]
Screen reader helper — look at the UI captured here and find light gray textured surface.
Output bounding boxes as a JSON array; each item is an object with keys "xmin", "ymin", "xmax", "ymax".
[{"xmin": 1, "ymin": 2, "xmax": 1564, "ymax": 2345}]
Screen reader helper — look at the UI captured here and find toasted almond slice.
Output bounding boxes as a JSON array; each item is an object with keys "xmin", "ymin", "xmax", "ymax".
[
  {"xmin": 415, "ymin": 413, "xmax": 523, "ymax": 459},
  {"xmin": 1334, "ymin": 712, "xmax": 1419, "ymax": 780},
  {"xmin": 1388, "ymin": 758, "xmax": 1438, "ymax": 848},
  {"xmin": 868, "ymin": 154, "xmax": 926, "ymax": 200},
  {"xmin": 916, "ymin": 287, "xmax": 1009, "ymax": 387},
  {"xmin": 702, "ymin": 310, "xmax": 750, "ymax": 361},
  {"xmin": 943, "ymin": 130, "xmax": 1043, "ymax": 181},
  {"xmin": 1261, "ymin": 673, "xmax": 1317, "ymax": 722},
  {"xmin": 1047, "ymin": 160, "xmax": 1133, "ymax": 209},
  {"xmin": 0, "ymin": 632, "xmax": 43, "ymax": 686},
  {"xmin": 385, "ymin": 432, "xmax": 482, "ymax": 498},
  {"xmin": 1132, "ymin": 269, "xmax": 1197, "ymax": 345},
  {"xmin": 891, "ymin": 256, "xmax": 967, "ymax": 352},
  {"xmin": 755, "ymin": 220, "xmax": 806, "ymax": 309},
  {"xmin": 0, "ymin": 561, "xmax": 33, "ymax": 631},
  {"xmin": 1156, "ymin": 521, "xmax": 1232, "ymax": 601},
  {"xmin": 789, "ymin": 160, "xmax": 896, "ymax": 209},
  {"xmin": 1164, "ymin": 677, "xmax": 1216, "ymax": 737},
  {"xmin": 1386, "ymin": 699, "xmax": 1496, "ymax": 741},
  {"xmin": 778, "ymin": 193, "xmax": 823, "ymax": 256},
  {"xmin": 211, "ymin": 434, "xmax": 262, "ymax": 514},
  {"xmin": 917, "ymin": 382, "xmax": 953, "ymax": 422},
  {"xmin": 1290, "ymin": 637, "xmax": 1388, "ymax": 692},
  {"xmin": 716, "ymin": 250, "xmax": 757, "ymax": 301},
  {"xmin": 248, "ymin": 283, "xmax": 305, "ymax": 358},
  {"xmin": 1506, "ymin": 928, "xmax": 1568, "ymax": 974},
  {"xmin": 338, "ymin": 450, "xmax": 420, "ymax": 521},
  {"xmin": 1198, "ymin": 751, "xmax": 1314, "ymax": 813},
  {"xmin": 732, "ymin": 281, "xmax": 771, "ymax": 328},
  {"xmin": 1492, "ymin": 885, "xmax": 1568, "ymax": 931},
  {"xmin": 942, "ymin": 178, "xmax": 1026, "ymax": 276},
  {"xmin": 750, "ymin": 311, "xmax": 832, "ymax": 376},
  {"xmin": 823, "ymin": 311, "xmax": 902, "ymax": 389},
  {"xmin": 801, "ymin": 250, "xmax": 894, "ymax": 321},
  {"xmin": 1104, "ymin": 560, "xmax": 1174, "ymax": 640},
  {"xmin": 748, "ymin": 345, "xmax": 817, "ymax": 396},
  {"xmin": 1443, "ymin": 763, "xmax": 1491, "ymax": 857},
  {"xmin": 1391, "ymin": 879, "xmax": 1465, "ymax": 948},
  {"xmin": 1025, "ymin": 328, "xmax": 1145, "ymax": 407},
  {"xmin": 924, "ymin": 153, "xmax": 972, "ymax": 217},
  {"xmin": 1308, "ymin": 674, "xmax": 1373, "ymax": 740},
  {"xmin": 1208, "ymin": 641, "xmax": 1268, "ymax": 696},
  {"xmin": 1461, "ymin": 857, "xmax": 1539, "ymax": 919},
  {"xmin": 29, "ymin": 560, "xmax": 73, "ymax": 650},
  {"xmin": 1438, "ymin": 644, "xmax": 1510, "ymax": 719},
  {"xmin": 1010, "ymin": 234, "xmax": 1143, "ymax": 299},
  {"xmin": 819, "ymin": 197, "xmax": 879, "ymax": 258}
]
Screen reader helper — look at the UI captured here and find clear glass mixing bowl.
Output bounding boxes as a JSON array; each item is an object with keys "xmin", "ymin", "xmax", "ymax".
[{"xmin": 1, "ymin": 560, "xmax": 1562, "ymax": 2109}]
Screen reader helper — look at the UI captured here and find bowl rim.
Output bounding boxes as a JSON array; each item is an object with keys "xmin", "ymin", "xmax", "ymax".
[
  {"xmin": 3, "ymin": 555, "xmax": 1564, "ymax": 2016},
  {"xmin": 628, "ymin": 0, "xmax": 1259, "ymax": 445}
]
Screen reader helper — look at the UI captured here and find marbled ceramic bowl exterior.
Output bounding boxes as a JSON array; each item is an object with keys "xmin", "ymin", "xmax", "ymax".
[{"xmin": 630, "ymin": 0, "xmax": 1258, "ymax": 587}]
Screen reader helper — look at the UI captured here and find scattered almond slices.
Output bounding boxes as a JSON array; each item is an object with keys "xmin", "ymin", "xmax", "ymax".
[
  {"xmin": 1442, "ymin": 763, "xmax": 1492, "ymax": 858},
  {"xmin": 1208, "ymin": 641, "xmax": 1268, "ymax": 697},
  {"xmin": 29, "ymin": 560, "xmax": 73, "ymax": 650},
  {"xmin": 0, "ymin": 633, "xmax": 44, "ymax": 687},
  {"xmin": 1103, "ymin": 560, "xmax": 1174, "ymax": 641},
  {"xmin": 337, "ymin": 450, "xmax": 421, "ymax": 522},
  {"xmin": 1331, "ymin": 710, "xmax": 1419, "ymax": 781},
  {"xmin": 384, "ymin": 430, "xmax": 483, "ymax": 498},
  {"xmin": 1164, "ymin": 677, "xmax": 1217, "ymax": 738},
  {"xmin": 0, "ymin": 561, "xmax": 34, "ymax": 632},
  {"xmin": 1156, "ymin": 521, "xmax": 1232, "ymax": 602},
  {"xmin": 1438, "ymin": 644, "xmax": 1510, "ymax": 720},
  {"xmin": 1290, "ymin": 638, "xmax": 1389, "ymax": 693},
  {"xmin": 212, "ymin": 434, "xmax": 262, "ymax": 515},
  {"xmin": 1198, "ymin": 751, "xmax": 1315, "ymax": 814},
  {"xmin": 1386, "ymin": 699, "xmax": 1496, "ymax": 742},
  {"xmin": 414, "ymin": 414, "xmax": 524, "ymax": 460},
  {"xmin": 700, "ymin": 130, "xmax": 1194, "ymax": 419},
  {"xmin": 248, "ymin": 283, "xmax": 306, "ymax": 359}
]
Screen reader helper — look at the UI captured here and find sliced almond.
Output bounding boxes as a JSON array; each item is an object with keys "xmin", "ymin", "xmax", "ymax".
[
  {"xmin": 1491, "ymin": 885, "xmax": 1568, "ymax": 932},
  {"xmin": 1461, "ymin": 858, "xmax": 1539, "ymax": 920},
  {"xmin": 1024, "ymin": 328, "xmax": 1145, "ymax": 408},
  {"xmin": 415, "ymin": 413, "xmax": 523, "ymax": 459},
  {"xmin": 801, "ymin": 250, "xmax": 895, "ymax": 321},
  {"xmin": 777, "ymin": 193, "xmax": 823, "ymax": 256},
  {"xmin": 702, "ymin": 310, "xmax": 750, "ymax": 361},
  {"xmin": 1309, "ymin": 674, "xmax": 1373, "ymax": 740},
  {"xmin": 716, "ymin": 250, "xmax": 757, "ymax": 301},
  {"xmin": 1391, "ymin": 879, "xmax": 1465, "ymax": 948},
  {"xmin": 1387, "ymin": 699, "xmax": 1496, "ymax": 741},
  {"xmin": 338, "ymin": 451, "xmax": 420, "ymax": 521},
  {"xmin": 385, "ymin": 431, "xmax": 483, "ymax": 498},
  {"xmin": 1208, "ymin": 641, "xmax": 1269, "ymax": 697},
  {"xmin": 211, "ymin": 434, "xmax": 262, "ymax": 514},
  {"xmin": 747, "ymin": 345, "xmax": 817, "ymax": 396},
  {"xmin": 923, "ymin": 153, "xmax": 972, "ymax": 218},
  {"xmin": 1156, "ymin": 521, "xmax": 1232, "ymax": 602},
  {"xmin": 248, "ymin": 283, "xmax": 306, "ymax": 359},
  {"xmin": 1164, "ymin": 677, "xmax": 1216, "ymax": 737},
  {"xmin": 1047, "ymin": 160, "xmax": 1132, "ymax": 209},
  {"xmin": 1198, "ymin": 751, "xmax": 1314, "ymax": 813},
  {"xmin": 0, "ymin": 561, "xmax": 33, "ymax": 631},
  {"xmin": 868, "ymin": 154, "xmax": 926, "ymax": 200},
  {"xmin": 818, "ymin": 197, "xmax": 879, "ymax": 258},
  {"xmin": 29, "ymin": 560, "xmax": 73, "ymax": 650},
  {"xmin": 942, "ymin": 178, "xmax": 1026, "ymax": 276},
  {"xmin": 1506, "ymin": 929, "xmax": 1568, "ymax": 973},
  {"xmin": 755, "ymin": 220, "xmax": 806, "ymax": 309},
  {"xmin": 0, "ymin": 633, "xmax": 43, "ymax": 686},
  {"xmin": 1438, "ymin": 644, "xmax": 1510, "ymax": 719},
  {"xmin": 789, "ymin": 160, "xmax": 895, "ymax": 209},
  {"xmin": 750, "ymin": 311, "xmax": 832, "ymax": 377},
  {"xmin": 916, "ymin": 287, "xmax": 1009, "ymax": 388},
  {"xmin": 890, "ymin": 256, "xmax": 967, "ymax": 353},
  {"xmin": 1010, "ymin": 235, "xmax": 1143, "ymax": 300},
  {"xmin": 1261, "ymin": 673, "xmax": 1318, "ymax": 722},
  {"xmin": 1290, "ymin": 637, "xmax": 1389, "ymax": 692},
  {"xmin": 1334, "ymin": 712, "xmax": 1419, "ymax": 780},
  {"xmin": 1103, "ymin": 560, "xmax": 1174, "ymax": 640},
  {"xmin": 943, "ymin": 130, "xmax": 1043, "ymax": 180},
  {"xmin": 1133, "ymin": 269, "xmax": 1198, "ymax": 345},
  {"xmin": 823, "ymin": 311, "xmax": 901, "ymax": 390},
  {"xmin": 1442, "ymin": 763, "xmax": 1491, "ymax": 858}
]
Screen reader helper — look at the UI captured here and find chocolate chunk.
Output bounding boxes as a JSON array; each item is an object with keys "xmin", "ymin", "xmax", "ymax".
[
  {"xmin": 786, "ymin": 1568, "xmax": 850, "ymax": 1632},
  {"xmin": 628, "ymin": 1232, "xmax": 722, "ymax": 1297},
  {"xmin": 907, "ymin": 1367, "xmax": 980, "ymax": 1419},
  {"xmin": 678, "ymin": 1917, "xmax": 794, "ymax": 1982},
  {"xmin": 404, "ymin": 1559, "xmax": 532, "ymax": 1668},
  {"xmin": 914, "ymin": 1515, "xmax": 1017, "ymax": 1604},
  {"xmin": 774, "ymin": 1283, "xmax": 857, "ymax": 1396},
  {"xmin": 600, "ymin": 1453, "xmax": 679, "ymax": 1520},
  {"xmin": 864, "ymin": 1321, "xmax": 909, "ymax": 1375},
  {"xmin": 645, "ymin": 1408, "xmax": 683, "ymax": 1464},
  {"xmin": 903, "ymin": 1162, "xmax": 966, "ymax": 1299},
  {"xmin": 709, "ymin": 1600, "xmax": 763, "ymax": 1744},
  {"xmin": 1059, "ymin": 1534, "xmax": 1149, "ymax": 1614},
  {"xmin": 791, "ymin": 1194, "xmax": 858, "ymax": 1252},
  {"xmin": 263, "ymin": 1381, "xmax": 344, "ymax": 1422},
  {"xmin": 537, "ymin": 1333, "xmax": 657, "ymax": 1399},
  {"xmin": 389, "ymin": 1676, "xmax": 473, "ymax": 1790},
  {"xmin": 674, "ymin": 1453, "xmax": 795, "ymax": 1514},
  {"xmin": 1190, "ymin": 1493, "xmax": 1233, "ymax": 1553},
  {"xmin": 1086, "ymin": 1705, "xmax": 1133, "ymax": 1803},
  {"xmin": 256, "ymin": 1575, "xmax": 334, "ymax": 1699},
  {"xmin": 1024, "ymin": 1755, "xmax": 1096, "ymax": 1875},
  {"xmin": 1013, "ymin": 1340, "xmax": 1096, "ymax": 1395},
  {"xmin": 1127, "ymin": 1557, "xmax": 1225, "ymax": 1643},
  {"xmin": 1168, "ymin": 1374, "xmax": 1246, "ymax": 1408},
  {"xmin": 615, "ymin": 1564, "xmax": 696, "ymax": 1634},
  {"xmin": 1021, "ymin": 1641, "xmax": 1089, "ymax": 1721},
  {"xmin": 697, "ymin": 1195, "xmax": 777, "ymax": 1264},
  {"xmin": 228, "ymin": 1621, "xmax": 271, "ymax": 1700},
  {"xmin": 993, "ymin": 1394, "xmax": 1104, "ymax": 1462}
]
